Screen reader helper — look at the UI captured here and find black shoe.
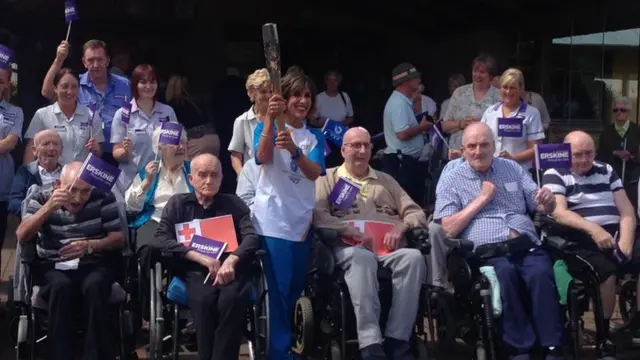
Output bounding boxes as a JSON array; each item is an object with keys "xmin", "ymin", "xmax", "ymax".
[
  {"xmin": 383, "ymin": 337, "xmax": 412, "ymax": 360},
  {"xmin": 361, "ymin": 343, "xmax": 387, "ymax": 360},
  {"xmin": 596, "ymin": 339, "xmax": 616, "ymax": 360}
]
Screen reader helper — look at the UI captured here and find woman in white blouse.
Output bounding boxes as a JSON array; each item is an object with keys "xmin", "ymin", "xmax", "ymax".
[
  {"xmin": 480, "ymin": 68, "xmax": 545, "ymax": 169},
  {"xmin": 227, "ymin": 68, "xmax": 272, "ymax": 177},
  {"xmin": 125, "ymin": 125, "xmax": 192, "ymax": 234},
  {"xmin": 440, "ymin": 54, "xmax": 501, "ymax": 157}
]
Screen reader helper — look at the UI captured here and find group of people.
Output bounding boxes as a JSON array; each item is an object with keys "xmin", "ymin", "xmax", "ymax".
[{"xmin": 2, "ymin": 35, "xmax": 640, "ymax": 360}]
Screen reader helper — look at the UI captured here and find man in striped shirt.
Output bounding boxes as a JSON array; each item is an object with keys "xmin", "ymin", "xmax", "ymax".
[
  {"xmin": 16, "ymin": 161, "xmax": 125, "ymax": 360},
  {"xmin": 543, "ymin": 131, "xmax": 640, "ymax": 359}
]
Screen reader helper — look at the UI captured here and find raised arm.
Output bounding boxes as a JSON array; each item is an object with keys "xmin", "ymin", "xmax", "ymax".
[{"xmin": 41, "ymin": 41, "xmax": 69, "ymax": 100}]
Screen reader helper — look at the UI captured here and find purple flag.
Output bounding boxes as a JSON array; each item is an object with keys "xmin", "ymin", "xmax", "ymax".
[
  {"xmin": 159, "ymin": 122, "xmax": 183, "ymax": 145},
  {"xmin": 64, "ymin": 0, "xmax": 79, "ymax": 24},
  {"xmin": 497, "ymin": 117, "xmax": 524, "ymax": 138},
  {"xmin": 78, "ymin": 154, "xmax": 121, "ymax": 192},
  {"xmin": 322, "ymin": 119, "xmax": 349, "ymax": 147},
  {"xmin": 536, "ymin": 143, "xmax": 572, "ymax": 169},
  {"xmin": 189, "ymin": 235, "xmax": 227, "ymax": 260},
  {"xmin": 0, "ymin": 44, "xmax": 14, "ymax": 70},
  {"xmin": 324, "ymin": 139, "xmax": 332, "ymax": 157},
  {"xmin": 121, "ymin": 102, "xmax": 132, "ymax": 124},
  {"xmin": 327, "ymin": 177, "xmax": 360, "ymax": 210}
]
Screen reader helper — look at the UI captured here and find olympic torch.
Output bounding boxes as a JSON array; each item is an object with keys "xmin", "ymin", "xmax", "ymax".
[{"xmin": 262, "ymin": 23, "xmax": 285, "ymax": 131}]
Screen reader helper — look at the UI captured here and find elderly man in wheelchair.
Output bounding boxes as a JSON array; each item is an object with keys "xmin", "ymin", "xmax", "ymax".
[
  {"xmin": 310, "ymin": 127, "xmax": 429, "ymax": 360},
  {"xmin": 151, "ymin": 154, "xmax": 262, "ymax": 360},
  {"xmin": 15, "ymin": 161, "xmax": 126, "ymax": 360},
  {"xmin": 434, "ymin": 123, "xmax": 564, "ymax": 360},
  {"xmin": 542, "ymin": 130, "xmax": 640, "ymax": 360}
]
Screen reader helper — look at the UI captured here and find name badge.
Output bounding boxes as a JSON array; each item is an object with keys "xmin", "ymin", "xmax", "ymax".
[
  {"xmin": 114, "ymin": 94, "xmax": 127, "ymax": 101},
  {"xmin": 3, "ymin": 117, "xmax": 14, "ymax": 126},
  {"xmin": 327, "ymin": 177, "xmax": 361, "ymax": 210},
  {"xmin": 134, "ymin": 128, "xmax": 146, "ymax": 135},
  {"xmin": 505, "ymin": 182, "xmax": 518, "ymax": 192},
  {"xmin": 54, "ymin": 125, "xmax": 67, "ymax": 133},
  {"xmin": 159, "ymin": 116, "xmax": 170, "ymax": 123},
  {"xmin": 80, "ymin": 122, "xmax": 89, "ymax": 127},
  {"xmin": 497, "ymin": 117, "xmax": 523, "ymax": 138}
]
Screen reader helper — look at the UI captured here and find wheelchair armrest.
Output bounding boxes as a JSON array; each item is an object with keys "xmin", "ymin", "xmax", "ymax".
[
  {"xmin": 406, "ymin": 227, "xmax": 431, "ymax": 255},
  {"xmin": 543, "ymin": 235, "xmax": 570, "ymax": 252},
  {"xmin": 444, "ymin": 237, "xmax": 475, "ymax": 254},
  {"xmin": 314, "ymin": 228, "xmax": 341, "ymax": 244}
]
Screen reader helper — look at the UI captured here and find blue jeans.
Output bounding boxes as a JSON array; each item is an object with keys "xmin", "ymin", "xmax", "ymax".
[{"xmin": 262, "ymin": 235, "xmax": 311, "ymax": 360}]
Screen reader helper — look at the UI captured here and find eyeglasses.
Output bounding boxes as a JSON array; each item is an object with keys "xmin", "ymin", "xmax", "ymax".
[
  {"xmin": 613, "ymin": 108, "xmax": 629, "ymax": 113},
  {"xmin": 344, "ymin": 142, "xmax": 372, "ymax": 150}
]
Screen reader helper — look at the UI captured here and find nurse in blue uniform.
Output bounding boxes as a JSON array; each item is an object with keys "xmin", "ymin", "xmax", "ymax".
[
  {"xmin": 0, "ymin": 44, "xmax": 24, "ymax": 257},
  {"xmin": 253, "ymin": 68, "xmax": 325, "ymax": 360}
]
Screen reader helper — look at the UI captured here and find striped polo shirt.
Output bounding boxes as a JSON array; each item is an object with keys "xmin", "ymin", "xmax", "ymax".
[
  {"xmin": 23, "ymin": 188, "xmax": 122, "ymax": 262},
  {"xmin": 542, "ymin": 161, "xmax": 623, "ymax": 226}
]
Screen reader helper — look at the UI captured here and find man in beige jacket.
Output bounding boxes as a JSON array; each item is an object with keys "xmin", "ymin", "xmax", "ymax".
[{"xmin": 313, "ymin": 127, "xmax": 427, "ymax": 360}]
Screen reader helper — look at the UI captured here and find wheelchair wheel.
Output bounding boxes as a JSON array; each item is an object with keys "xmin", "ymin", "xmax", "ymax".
[
  {"xmin": 292, "ymin": 296, "xmax": 314, "ymax": 355},
  {"xmin": 618, "ymin": 279, "xmax": 637, "ymax": 322},
  {"xmin": 323, "ymin": 340, "xmax": 341, "ymax": 360},
  {"xmin": 435, "ymin": 295, "xmax": 456, "ymax": 350}
]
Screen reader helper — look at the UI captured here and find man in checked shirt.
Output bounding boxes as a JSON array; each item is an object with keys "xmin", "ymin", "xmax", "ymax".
[{"xmin": 434, "ymin": 123, "xmax": 564, "ymax": 360}]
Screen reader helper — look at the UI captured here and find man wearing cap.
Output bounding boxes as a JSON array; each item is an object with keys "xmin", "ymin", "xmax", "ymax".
[{"xmin": 382, "ymin": 63, "xmax": 432, "ymax": 203}]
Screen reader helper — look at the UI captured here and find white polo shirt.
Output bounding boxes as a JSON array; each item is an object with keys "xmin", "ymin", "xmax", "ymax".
[
  {"xmin": 25, "ymin": 103, "xmax": 105, "ymax": 165},
  {"xmin": 481, "ymin": 101, "xmax": 545, "ymax": 169},
  {"xmin": 251, "ymin": 122, "xmax": 326, "ymax": 242},
  {"xmin": 228, "ymin": 106, "xmax": 260, "ymax": 163},
  {"xmin": 110, "ymin": 99, "xmax": 179, "ymax": 193},
  {"xmin": 316, "ymin": 91, "xmax": 354, "ymax": 123}
]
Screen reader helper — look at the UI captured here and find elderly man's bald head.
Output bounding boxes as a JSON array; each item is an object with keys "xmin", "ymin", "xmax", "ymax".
[
  {"xmin": 60, "ymin": 161, "xmax": 83, "ymax": 184},
  {"xmin": 564, "ymin": 131, "xmax": 594, "ymax": 149},
  {"xmin": 343, "ymin": 127, "xmax": 370, "ymax": 144},
  {"xmin": 190, "ymin": 153, "xmax": 221, "ymax": 173},
  {"xmin": 34, "ymin": 129, "xmax": 62, "ymax": 146},
  {"xmin": 189, "ymin": 153, "xmax": 223, "ymax": 199},
  {"xmin": 564, "ymin": 131, "xmax": 596, "ymax": 175},
  {"xmin": 462, "ymin": 122, "xmax": 494, "ymax": 146}
]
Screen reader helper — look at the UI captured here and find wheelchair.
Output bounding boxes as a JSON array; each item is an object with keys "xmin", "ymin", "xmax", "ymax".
[
  {"xmin": 292, "ymin": 227, "xmax": 433, "ymax": 360},
  {"xmin": 430, "ymin": 217, "xmax": 590, "ymax": 360},
  {"xmin": 12, "ymin": 241, "xmax": 138, "ymax": 360},
  {"xmin": 145, "ymin": 249, "xmax": 269, "ymax": 360}
]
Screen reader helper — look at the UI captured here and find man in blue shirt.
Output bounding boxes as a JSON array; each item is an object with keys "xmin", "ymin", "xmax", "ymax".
[
  {"xmin": 41, "ymin": 39, "xmax": 131, "ymax": 165},
  {"xmin": 434, "ymin": 123, "xmax": 563, "ymax": 360},
  {"xmin": 382, "ymin": 63, "xmax": 432, "ymax": 204}
]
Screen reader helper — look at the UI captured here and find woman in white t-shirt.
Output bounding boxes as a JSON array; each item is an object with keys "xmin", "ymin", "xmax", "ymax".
[
  {"xmin": 253, "ymin": 68, "xmax": 325, "ymax": 360},
  {"xmin": 480, "ymin": 68, "xmax": 545, "ymax": 169},
  {"xmin": 228, "ymin": 69, "xmax": 272, "ymax": 177}
]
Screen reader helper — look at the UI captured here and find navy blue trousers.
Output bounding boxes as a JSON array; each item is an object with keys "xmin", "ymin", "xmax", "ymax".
[{"xmin": 485, "ymin": 249, "xmax": 564, "ymax": 353}]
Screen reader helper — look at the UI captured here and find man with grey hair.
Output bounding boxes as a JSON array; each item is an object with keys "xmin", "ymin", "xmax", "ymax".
[
  {"xmin": 152, "ymin": 153, "xmax": 260, "ymax": 360},
  {"xmin": 9, "ymin": 129, "xmax": 64, "ymax": 216},
  {"xmin": 16, "ymin": 161, "xmax": 125, "ymax": 360},
  {"xmin": 598, "ymin": 95, "xmax": 640, "ymax": 206},
  {"xmin": 435, "ymin": 123, "xmax": 564, "ymax": 359},
  {"xmin": 314, "ymin": 127, "xmax": 427, "ymax": 360}
]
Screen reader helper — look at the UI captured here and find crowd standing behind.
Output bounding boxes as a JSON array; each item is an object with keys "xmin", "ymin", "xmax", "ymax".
[{"xmin": 3, "ymin": 35, "xmax": 640, "ymax": 360}]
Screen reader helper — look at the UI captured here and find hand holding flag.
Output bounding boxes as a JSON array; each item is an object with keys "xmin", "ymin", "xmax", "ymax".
[{"xmin": 156, "ymin": 122, "xmax": 184, "ymax": 161}]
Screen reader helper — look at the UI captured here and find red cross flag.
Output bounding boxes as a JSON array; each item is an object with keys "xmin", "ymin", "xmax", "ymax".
[{"xmin": 174, "ymin": 215, "xmax": 238, "ymax": 252}]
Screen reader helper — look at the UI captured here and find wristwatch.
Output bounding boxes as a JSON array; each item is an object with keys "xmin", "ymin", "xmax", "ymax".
[
  {"xmin": 291, "ymin": 147, "xmax": 302, "ymax": 160},
  {"xmin": 86, "ymin": 240, "xmax": 94, "ymax": 255}
]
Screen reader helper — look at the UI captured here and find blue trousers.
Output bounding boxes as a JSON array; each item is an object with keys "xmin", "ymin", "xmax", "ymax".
[
  {"xmin": 262, "ymin": 235, "xmax": 311, "ymax": 360},
  {"xmin": 485, "ymin": 249, "xmax": 563, "ymax": 353}
]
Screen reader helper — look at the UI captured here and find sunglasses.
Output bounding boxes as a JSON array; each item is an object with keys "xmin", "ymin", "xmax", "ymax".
[{"xmin": 613, "ymin": 108, "xmax": 629, "ymax": 113}]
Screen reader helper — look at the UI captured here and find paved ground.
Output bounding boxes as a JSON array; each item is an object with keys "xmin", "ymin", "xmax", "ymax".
[{"xmin": 1, "ymin": 215, "xmax": 639, "ymax": 359}]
